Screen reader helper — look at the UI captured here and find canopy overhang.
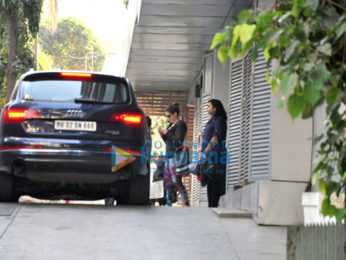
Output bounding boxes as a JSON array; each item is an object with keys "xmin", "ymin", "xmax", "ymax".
[{"xmin": 126, "ymin": 0, "xmax": 253, "ymax": 91}]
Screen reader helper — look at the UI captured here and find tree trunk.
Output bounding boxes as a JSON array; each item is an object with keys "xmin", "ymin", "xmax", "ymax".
[
  {"xmin": 6, "ymin": 15, "xmax": 18, "ymax": 102},
  {"xmin": 34, "ymin": 37, "xmax": 38, "ymax": 70}
]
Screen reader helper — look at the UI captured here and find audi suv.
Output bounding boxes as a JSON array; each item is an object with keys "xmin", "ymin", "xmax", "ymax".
[{"xmin": 0, "ymin": 71, "xmax": 151, "ymax": 204}]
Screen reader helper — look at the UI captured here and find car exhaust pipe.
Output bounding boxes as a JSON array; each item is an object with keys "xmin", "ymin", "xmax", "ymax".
[{"xmin": 13, "ymin": 159, "xmax": 25, "ymax": 176}]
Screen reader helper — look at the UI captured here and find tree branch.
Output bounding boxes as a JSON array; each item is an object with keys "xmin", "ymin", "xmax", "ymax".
[{"xmin": 326, "ymin": 0, "xmax": 346, "ymax": 11}]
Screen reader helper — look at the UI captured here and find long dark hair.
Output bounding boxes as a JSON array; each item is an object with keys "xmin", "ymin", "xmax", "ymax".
[
  {"xmin": 208, "ymin": 99, "xmax": 227, "ymax": 122},
  {"xmin": 166, "ymin": 103, "xmax": 180, "ymax": 116}
]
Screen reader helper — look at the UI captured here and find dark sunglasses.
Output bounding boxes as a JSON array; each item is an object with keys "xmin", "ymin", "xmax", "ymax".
[{"xmin": 166, "ymin": 114, "xmax": 172, "ymax": 118}]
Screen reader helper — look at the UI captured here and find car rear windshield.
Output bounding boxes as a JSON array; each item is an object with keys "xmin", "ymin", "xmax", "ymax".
[{"xmin": 20, "ymin": 79, "xmax": 129, "ymax": 103}]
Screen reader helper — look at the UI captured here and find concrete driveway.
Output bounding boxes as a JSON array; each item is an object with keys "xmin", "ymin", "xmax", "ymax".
[{"xmin": 0, "ymin": 203, "xmax": 286, "ymax": 260}]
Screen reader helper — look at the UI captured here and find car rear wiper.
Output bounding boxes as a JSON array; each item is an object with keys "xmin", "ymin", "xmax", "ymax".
[{"xmin": 74, "ymin": 98, "xmax": 113, "ymax": 105}]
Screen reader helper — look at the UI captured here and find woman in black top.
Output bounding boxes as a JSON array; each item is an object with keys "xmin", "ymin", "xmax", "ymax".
[
  {"xmin": 158, "ymin": 103, "xmax": 189, "ymax": 206},
  {"xmin": 201, "ymin": 99, "xmax": 227, "ymax": 207}
]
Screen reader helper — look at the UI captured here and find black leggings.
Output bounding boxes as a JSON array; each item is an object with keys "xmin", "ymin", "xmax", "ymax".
[{"xmin": 207, "ymin": 175, "xmax": 222, "ymax": 208}]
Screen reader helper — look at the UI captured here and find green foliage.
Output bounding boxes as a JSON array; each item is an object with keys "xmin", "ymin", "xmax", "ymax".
[
  {"xmin": 0, "ymin": 0, "xmax": 43, "ymax": 102},
  {"xmin": 38, "ymin": 17, "xmax": 105, "ymax": 71},
  {"xmin": 211, "ymin": 0, "xmax": 345, "ymax": 222},
  {"xmin": 37, "ymin": 48, "xmax": 53, "ymax": 70},
  {"xmin": 0, "ymin": 25, "xmax": 7, "ymax": 105},
  {"xmin": 150, "ymin": 117, "xmax": 168, "ymax": 135}
]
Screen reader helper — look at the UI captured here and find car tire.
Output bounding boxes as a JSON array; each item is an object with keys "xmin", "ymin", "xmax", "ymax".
[
  {"xmin": 128, "ymin": 174, "xmax": 150, "ymax": 205},
  {"xmin": 0, "ymin": 174, "xmax": 15, "ymax": 202}
]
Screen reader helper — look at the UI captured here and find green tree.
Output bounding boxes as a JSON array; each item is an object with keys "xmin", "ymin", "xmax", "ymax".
[
  {"xmin": 39, "ymin": 17, "xmax": 105, "ymax": 71},
  {"xmin": 211, "ymin": 0, "xmax": 345, "ymax": 222},
  {"xmin": 34, "ymin": 0, "xmax": 59, "ymax": 69},
  {"xmin": 0, "ymin": 0, "xmax": 43, "ymax": 102}
]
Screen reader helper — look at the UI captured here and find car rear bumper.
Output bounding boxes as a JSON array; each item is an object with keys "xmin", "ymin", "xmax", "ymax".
[{"xmin": 0, "ymin": 146, "xmax": 149, "ymax": 184}]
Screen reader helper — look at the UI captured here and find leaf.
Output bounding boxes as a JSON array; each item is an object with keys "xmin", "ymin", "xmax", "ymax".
[
  {"xmin": 312, "ymin": 173, "xmax": 320, "ymax": 185},
  {"xmin": 264, "ymin": 42, "xmax": 277, "ymax": 61},
  {"xmin": 310, "ymin": 64, "xmax": 331, "ymax": 84},
  {"xmin": 255, "ymin": 13, "xmax": 276, "ymax": 28},
  {"xmin": 284, "ymin": 40, "xmax": 298, "ymax": 62},
  {"xmin": 231, "ymin": 25, "xmax": 241, "ymax": 49},
  {"xmin": 330, "ymin": 109, "xmax": 342, "ymax": 129},
  {"xmin": 319, "ymin": 180, "xmax": 327, "ymax": 195},
  {"xmin": 334, "ymin": 208, "xmax": 346, "ymax": 224},
  {"xmin": 287, "ymin": 94, "xmax": 305, "ymax": 118},
  {"xmin": 326, "ymin": 182, "xmax": 337, "ymax": 196},
  {"xmin": 238, "ymin": 24, "xmax": 256, "ymax": 45},
  {"xmin": 342, "ymin": 171, "xmax": 346, "ymax": 182},
  {"xmin": 303, "ymin": 62, "xmax": 314, "ymax": 71},
  {"xmin": 237, "ymin": 9, "xmax": 252, "ymax": 24},
  {"xmin": 304, "ymin": 82, "xmax": 321, "ymax": 106},
  {"xmin": 217, "ymin": 45, "xmax": 228, "ymax": 68},
  {"xmin": 326, "ymin": 87, "xmax": 339, "ymax": 104},
  {"xmin": 264, "ymin": 29, "xmax": 283, "ymax": 45},
  {"xmin": 301, "ymin": 104, "xmax": 313, "ymax": 119},
  {"xmin": 303, "ymin": 8, "xmax": 313, "ymax": 18},
  {"xmin": 314, "ymin": 160, "xmax": 326, "ymax": 173},
  {"xmin": 317, "ymin": 43, "xmax": 332, "ymax": 56},
  {"xmin": 278, "ymin": 98, "xmax": 285, "ymax": 110},
  {"xmin": 272, "ymin": 80, "xmax": 279, "ymax": 96},
  {"xmin": 266, "ymin": 71, "xmax": 271, "ymax": 83},
  {"xmin": 321, "ymin": 199, "xmax": 329, "ymax": 216},
  {"xmin": 291, "ymin": 1, "xmax": 301, "ymax": 18},
  {"xmin": 280, "ymin": 73, "xmax": 296, "ymax": 96},
  {"xmin": 321, "ymin": 198, "xmax": 331, "ymax": 216},
  {"xmin": 240, "ymin": 39, "xmax": 253, "ymax": 56},
  {"xmin": 278, "ymin": 13, "xmax": 290, "ymax": 24},
  {"xmin": 210, "ymin": 32, "xmax": 224, "ymax": 50},
  {"xmin": 305, "ymin": 0, "xmax": 319, "ymax": 11},
  {"xmin": 336, "ymin": 23, "xmax": 346, "ymax": 40},
  {"xmin": 321, "ymin": 7, "xmax": 340, "ymax": 29}
]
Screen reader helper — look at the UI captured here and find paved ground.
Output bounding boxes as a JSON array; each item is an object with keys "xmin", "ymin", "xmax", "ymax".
[{"xmin": 0, "ymin": 203, "xmax": 286, "ymax": 260}]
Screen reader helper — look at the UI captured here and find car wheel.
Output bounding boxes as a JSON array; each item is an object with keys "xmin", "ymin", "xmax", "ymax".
[
  {"xmin": 128, "ymin": 174, "xmax": 150, "ymax": 205},
  {"xmin": 0, "ymin": 174, "xmax": 15, "ymax": 202}
]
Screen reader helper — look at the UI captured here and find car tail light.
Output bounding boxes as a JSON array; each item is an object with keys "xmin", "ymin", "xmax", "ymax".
[
  {"xmin": 60, "ymin": 72, "xmax": 92, "ymax": 78},
  {"xmin": 0, "ymin": 145, "xmax": 43, "ymax": 150},
  {"xmin": 105, "ymin": 147, "xmax": 140, "ymax": 154},
  {"xmin": 109, "ymin": 113, "xmax": 142, "ymax": 126},
  {"xmin": 3, "ymin": 108, "xmax": 40, "ymax": 124}
]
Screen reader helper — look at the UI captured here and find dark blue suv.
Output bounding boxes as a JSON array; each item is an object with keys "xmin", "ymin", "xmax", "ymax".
[{"xmin": 0, "ymin": 71, "xmax": 151, "ymax": 204}]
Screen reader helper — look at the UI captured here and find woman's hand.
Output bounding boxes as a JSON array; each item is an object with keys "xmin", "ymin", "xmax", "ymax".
[
  {"xmin": 204, "ymin": 145, "xmax": 212, "ymax": 152},
  {"xmin": 158, "ymin": 128, "xmax": 167, "ymax": 135}
]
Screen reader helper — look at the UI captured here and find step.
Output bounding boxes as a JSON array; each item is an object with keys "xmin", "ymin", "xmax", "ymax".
[{"xmin": 212, "ymin": 208, "xmax": 252, "ymax": 218}]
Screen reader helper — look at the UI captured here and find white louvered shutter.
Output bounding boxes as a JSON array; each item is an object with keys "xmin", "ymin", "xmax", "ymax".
[
  {"xmin": 191, "ymin": 96, "xmax": 201, "ymax": 206},
  {"xmin": 249, "ymin": 51, "xmax": 272, "ymax": 180},
  {"xmin": 227, "ymin": 59, "xmax": 243, "ymax": 189},
  {"xmin": 199, "ymin": 93, "xmax": 211, "ymax": 202},
  {"xmin": 239, "ymin": 53, "xmax": 253, "ymax": 184}
]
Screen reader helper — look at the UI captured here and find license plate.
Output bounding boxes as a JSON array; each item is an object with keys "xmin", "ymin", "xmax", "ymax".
[{"xmin": 54, "ymin": 120, "xmax": 97, "ymax": 132}]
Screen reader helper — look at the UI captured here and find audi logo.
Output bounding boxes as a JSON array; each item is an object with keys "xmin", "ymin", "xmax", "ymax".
[{"xmin": 64, "ymin": 110, "xmax": 85, "ymax": 118}]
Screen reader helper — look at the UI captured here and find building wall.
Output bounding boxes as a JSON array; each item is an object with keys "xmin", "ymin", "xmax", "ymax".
[
  {"xmin": 189, "ymin": 0, "xmax": 315, "ymax": 225},
  {"xmin": 258, "ymin": 181, "xmax": 307, "ymax": 225},
  {"xmin": 256, "ymin": 85, "xmax": 312, "ymax": 225},
  {"xmin": 221, "ymin": 75, "xmax": 313, "ymax": 225},
  {"xmin": 271, "ymin": 94, "xmax": 312, "ymax": 182},
  {"xmin": 212, "ymin": 51, "xmax": 230, "ymax": 108}
]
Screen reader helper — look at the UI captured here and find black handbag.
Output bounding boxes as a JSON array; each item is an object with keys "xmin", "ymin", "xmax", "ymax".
[{"xmin": 153, "ymin": 159, "xmax": 165, "ymax": 182}]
